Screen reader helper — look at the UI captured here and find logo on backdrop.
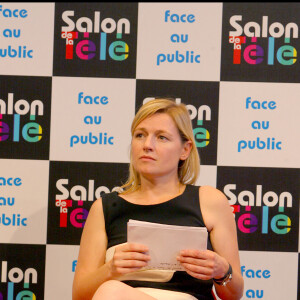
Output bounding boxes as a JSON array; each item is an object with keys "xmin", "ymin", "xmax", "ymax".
[
  {"xmin": 0, "ymin": 176, "xmax": 27, "ymax": 228},
  {"xmin": 156, "ymin": 10, "xmax": 200, "ymax": 67},
  {"xmin": 47, "ymin": 161, "xmax": 129, "ymax": 245},
  {"xmin": 71, "ymin": 92, "xmax": 116, "ymax": 149},
  {"xmin": 0, "ymin": 4, "xmax": 33, "ymax": 59},
  {"xmin": 0, "ymin": 76, "xmax": 51, "ymax": 159},
  {"xmin": 237, "ymin": 96, "xmax": 281, "ymax": 153},
  {"xmin": 221, "ymin": 3, "xmax": 300, "ymax": 82},
  {"xmin": 53, "ymin": 3, "xmax": 138, "ymax": 78},
  {"xmin": 217, "ymin": 166, "xmax": 299, "ymax": 252},
  {"xmin": 135, "ymin": 80, "xmax": 219, "ymax": 165},
  {"xmin": 0, "ymin": 244, "xmax": 45, "ymax": 299},
  {"xmin": 70, "ymin": 92, "xmax": 114, "ymax": 148},
  {"xmin": 241, "ymin": 265, "xmax": 271, "ymax": 299}
]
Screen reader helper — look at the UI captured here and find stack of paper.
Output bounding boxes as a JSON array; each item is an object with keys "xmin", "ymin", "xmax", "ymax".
[{"xmin": 127, "ymin": 219, "xmax": 208, "ymax": 271}]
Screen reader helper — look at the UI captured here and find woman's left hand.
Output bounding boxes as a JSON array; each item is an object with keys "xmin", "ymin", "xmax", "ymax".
[{"xmin": 177, "ymin": 249, "xmax": 229, "ymax": 281}]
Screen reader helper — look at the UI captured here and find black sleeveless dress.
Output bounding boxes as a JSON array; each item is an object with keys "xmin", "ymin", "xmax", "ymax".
[{"xmin": 101, "ymin": 184, "xmax": 214, "ymax": 300}]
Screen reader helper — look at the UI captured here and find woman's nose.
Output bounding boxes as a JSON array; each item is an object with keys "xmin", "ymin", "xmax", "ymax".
[{"xmin": 143, "ymin": 135, "xmax": 154, "ymax": 151}]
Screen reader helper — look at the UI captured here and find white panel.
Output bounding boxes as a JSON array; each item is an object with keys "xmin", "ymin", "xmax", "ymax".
[
  {"xmin": 50, "ymin": 76, "xmax": 136, "ymax": 163},
  {"xmin": 44, "ymin": 244, "xmax": 80, "ymax": 300},
  {"xmin": 217, "ymin": 81, "xmax": 299, "ymax": 168},
  {"xmin": 136, "ymin": 3, "xmax": 222, "ymax": 81},
  {"xmin": 0, "ymin": 3, "xmax": 54, "ymax": 76},
  {"xmin": 0, "ymin": 159, "xmax": 49, "ymax": 244}
]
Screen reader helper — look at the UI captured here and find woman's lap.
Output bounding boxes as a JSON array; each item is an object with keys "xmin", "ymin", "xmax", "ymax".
[
  {"xmin": 91, "ymin": 280, "xmax": 198, "ymax": 300},
  {"xmin": 136, "ymin": 287, "xmax": 198, "ymax": 300}
]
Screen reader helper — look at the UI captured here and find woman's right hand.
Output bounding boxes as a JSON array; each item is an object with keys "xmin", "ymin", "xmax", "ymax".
[{"xmin": 108, "ymin": 243, "xmax": 151, "ymax": 278}]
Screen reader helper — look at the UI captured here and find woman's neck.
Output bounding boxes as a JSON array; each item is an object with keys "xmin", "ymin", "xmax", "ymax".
[{"xmin": 126, "ymin": 177, "xmax": 185, "ymax": 205}]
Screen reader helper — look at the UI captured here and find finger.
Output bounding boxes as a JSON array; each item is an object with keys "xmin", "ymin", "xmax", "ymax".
[
  {"xmin": 119, "ymin": 243, "xmax": 149, "ymax": 253},
  {"xmin": 177, "ymin": 255, "xmax": 213, "ymax": 268},
  {"xmin": 115, "ymin": 251, "xmax": 151, "ymax": 262},
  {"xmin": 179, "ymin": 249, "xmax": 207, "ymax": 259},
  {"xmin": 181, "ymin": 262, "xmax": 213, "ymax": 276},
  {"xmin": 177, "ymin": 256, "xmax": 200, "ymax": 265},
  {"xmin": 115, "ymin": 259, "xmax": 149, "ymax": 269}
]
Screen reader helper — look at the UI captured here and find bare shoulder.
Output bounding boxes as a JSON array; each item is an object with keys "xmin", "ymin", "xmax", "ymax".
[
  {"xmin": 198, "ymin": 185, "xmax": 232, "ymax": 230},
  {"xmin": 199, "ymin": 185, "xmax": 228, "ymax": 206},
  {"xmin": 89, "ymin": 196, "xmax": 106, "ymax": 213},
  {"xmin": 83, "ymin": 197, "xmax": 105, "ymax": 229},
  {"xmin": 91, "ymin": 197, "xmax": 103, "ymax": 210}
]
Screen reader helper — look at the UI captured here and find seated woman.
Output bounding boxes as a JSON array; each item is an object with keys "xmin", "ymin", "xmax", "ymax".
[{"xmin": 72, "ymin": 98, "xmax": 244, "ymax": 300}]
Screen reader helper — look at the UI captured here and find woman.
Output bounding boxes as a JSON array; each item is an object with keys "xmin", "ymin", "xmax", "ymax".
[{"xmin": 72, "ymin": 98, "xmax": 244, "ymax": 300}]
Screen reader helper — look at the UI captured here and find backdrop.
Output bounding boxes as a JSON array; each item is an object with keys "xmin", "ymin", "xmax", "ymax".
[{"xmin": 0, "ymin": 3, "xmax": 299, "ymax": 300}]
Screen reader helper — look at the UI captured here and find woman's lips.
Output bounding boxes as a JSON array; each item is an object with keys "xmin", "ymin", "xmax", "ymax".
[{"xmin": 140, "ymin": 155, "xmax": 156, "ymax": 160}]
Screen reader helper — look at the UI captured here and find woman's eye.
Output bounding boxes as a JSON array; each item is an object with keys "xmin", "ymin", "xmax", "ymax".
[
  {"xmin": 158, "ymin": 135, "xmax": 168, "ymax": 140},
  {"xmin": 135, "ymin": 133, "xmax": 144, "ymax": 138}
]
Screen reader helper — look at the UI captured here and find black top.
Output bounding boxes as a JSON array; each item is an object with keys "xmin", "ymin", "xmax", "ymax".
[{"xmin": 101, "ymin": 184, "xmax": 214, "ymax": 300}]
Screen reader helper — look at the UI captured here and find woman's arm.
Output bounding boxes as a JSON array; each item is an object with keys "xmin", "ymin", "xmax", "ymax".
[
  {"xmin": 72, "ymin": 198, "xmax": 150, "ymax": 300},
  {"xmin": 177, "ymin": 186, "xmax": 244, "ymax": 300},
  {"xmin": 72, "ymin": 198, "xmax": 112, "ymax": 300},
  {"xmin": 202, "ymin": 186, "xmax": 244, "ymax": 299}
]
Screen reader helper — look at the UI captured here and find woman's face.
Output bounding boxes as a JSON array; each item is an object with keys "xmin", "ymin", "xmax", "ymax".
[{"xmin": 131, "ymin": 113, "xmax": 191, "ymax": 182}]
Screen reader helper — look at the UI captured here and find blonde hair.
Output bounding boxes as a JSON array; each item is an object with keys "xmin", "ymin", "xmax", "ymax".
[{"xmin": 121, "ymin": 98, "xmax": 200, "ymax": 193}]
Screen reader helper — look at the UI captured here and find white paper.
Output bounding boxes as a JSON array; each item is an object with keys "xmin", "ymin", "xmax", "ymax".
[{"xmin": 127, "ymin": 219, "xmax": 208, "ymax": 271}]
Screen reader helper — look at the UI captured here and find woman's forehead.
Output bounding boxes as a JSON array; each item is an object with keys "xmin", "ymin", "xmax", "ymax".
[{"xmin": 135, "ymin": 113, "xmax": 177, "ymax": 130}]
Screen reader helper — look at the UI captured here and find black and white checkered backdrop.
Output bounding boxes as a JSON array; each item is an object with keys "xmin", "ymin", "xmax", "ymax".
[{"xmin": 0, "ymin": 3, "xmax": 299, "ymax": 299}]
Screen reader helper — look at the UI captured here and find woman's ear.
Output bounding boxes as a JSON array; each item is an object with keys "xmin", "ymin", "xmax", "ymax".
[{"xmin": 180, "ymin": 140, "xmax": 192, "ymax": 160}]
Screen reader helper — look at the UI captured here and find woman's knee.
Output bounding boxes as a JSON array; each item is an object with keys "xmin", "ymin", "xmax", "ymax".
[{"xmin": 92, "ymin": 280, "xmax": 129, "ymax": 300}]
